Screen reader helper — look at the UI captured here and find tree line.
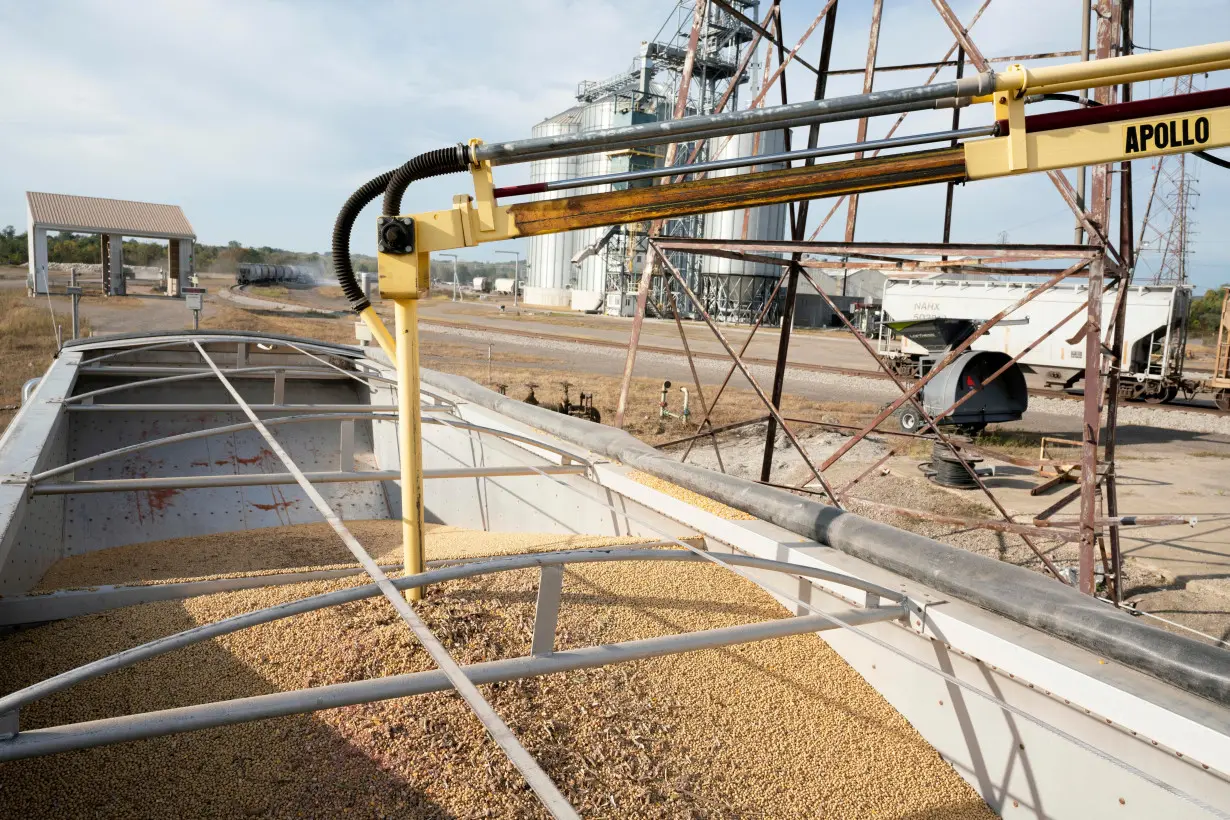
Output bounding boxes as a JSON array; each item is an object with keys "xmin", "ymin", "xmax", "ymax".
[
  {"xmin": 1188, "ymin": 284, "xmax": 1229, "ymax": 337},
  {"xmin": 3, "ymin": 225, "xmax": 1223, "ymax": 335},
  {"xmin": 0, "ymin": 227, "xmax": 375, "ymax": 274}
]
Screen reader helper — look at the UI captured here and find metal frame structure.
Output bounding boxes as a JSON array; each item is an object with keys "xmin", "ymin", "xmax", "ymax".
[
  {"xmin": 0, "ymin": 332, "xmax": 914, "ymax": 819},
  {"xmin": 599, "ymin": 0, "xmax": 1192, "ymax": 601},
  {"xmin": 0, "ymin": 546, "xmax": 906, "ymax": 761},
  {"xmin": 25, "ymin": 191, "xmax": 196, "ymax": 297},
  {"xmin": 4, "ymin": 332, "xmax": 1230, "ymax": 816},
  {"xmin": 348, "ymin": 21, "xmax": 1230, "ymax": 604}
]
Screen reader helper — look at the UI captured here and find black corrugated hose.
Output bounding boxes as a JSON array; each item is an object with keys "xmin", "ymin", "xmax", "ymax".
[
  {"xmin": 331, "ymin": 144, "xmax": 471, "ymax": 313},
  {"xmin": 382, "ymin": 145, "xmax": 471, "ymax": 218}
]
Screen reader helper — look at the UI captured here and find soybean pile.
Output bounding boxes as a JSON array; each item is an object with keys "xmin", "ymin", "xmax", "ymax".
[{"xmin": 1, "ymin": 522, "xmax": 992, "ymax": 819}]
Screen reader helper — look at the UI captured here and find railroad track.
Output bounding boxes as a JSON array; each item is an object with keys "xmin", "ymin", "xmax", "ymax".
[
  {"xmin": 223, "ymin": 291, "xmax": 1224, "ymax": 417},
  {"xmin": 416, "ymin": 315, "xmax": 1227, "ymax": 417}
]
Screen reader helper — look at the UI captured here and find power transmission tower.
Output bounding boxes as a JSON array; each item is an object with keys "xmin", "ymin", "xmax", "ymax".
[{"xmin": 1135, "ymin": 75, "xmax": 1201, "ymax": 285}]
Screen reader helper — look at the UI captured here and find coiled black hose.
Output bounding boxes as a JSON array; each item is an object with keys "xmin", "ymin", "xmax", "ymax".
[
  {"xmin": 330, "ymin": 144, "xmax": 471, "ymax": 314},
  {"xmin": 331, "ymin": 170, "xmax": 394, "ymax": 312},
  {"xmin": 927, "ymin": 441, "xmax": 982, "ymax": 489},
  {"xmin": 382, "ymin": 144, "xmax": 471, "ymax": 218}
]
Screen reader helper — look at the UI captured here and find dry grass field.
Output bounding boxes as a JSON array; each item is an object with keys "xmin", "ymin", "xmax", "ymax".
[{"xmin": 0, "ymin": 290, "xmax": 90, "ymax": 430}]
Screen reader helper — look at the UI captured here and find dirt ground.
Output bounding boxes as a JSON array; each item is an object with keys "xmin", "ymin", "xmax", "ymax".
[{"xmin": 4, "ymin": 267, "xmax": 1229, "ymax": 648}]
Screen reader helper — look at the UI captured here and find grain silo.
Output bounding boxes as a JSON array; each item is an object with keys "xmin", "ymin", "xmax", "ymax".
[
  {"xmin": 523, "ymin": 107, "xmax": 583, "ymax": 308},
  {"xmin": 523, "ymin": 51, "xmax": 667, "ymax": 311},
  {"xmin": 697, "ymin": 129, "xmax": 789, "ymax": 323}
]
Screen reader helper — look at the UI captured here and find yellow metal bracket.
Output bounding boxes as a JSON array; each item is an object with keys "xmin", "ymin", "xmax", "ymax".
[
  {"xmin": 377, "ymin": 144, "xmax": 520, "ymax": 302},
  {"xmin": 989, "ymin": 72, "xmax": 1029, "ymax": 173},
  {"xmin": 469, "ymin": 139, "xmax": 498, "ymax": 233},
  {"xmin": 965, "ymin": 101, "xmax": 1230, "ymax": 180}
]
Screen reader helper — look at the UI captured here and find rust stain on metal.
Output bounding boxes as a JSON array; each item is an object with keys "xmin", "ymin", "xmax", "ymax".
[
  {"xmin": 214, "ymin": 448, "xmax": 277, "ymax": 467},
  {"xmin": 144, "ymin": 488, "xmax": 181, "ymax": 513},
  {"xmin": 250, "ymin": 499, "xmax": 298, "ymax": 512},
  {"xmin": 509, "ymin": 148, "xmax": 966, "ymax": 236},
  {"xmin": 234, "ymin": 449, "xmax": 274, "ymax": 466},
  {"xmin": 132, "ymin": 487, "xmax": 183, "ymax": 524}
]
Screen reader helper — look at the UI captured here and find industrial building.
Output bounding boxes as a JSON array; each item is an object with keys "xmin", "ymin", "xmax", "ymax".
[
  {"xmin": 523, "ymin": 1, "xmax": 789, "ymax": 322},
  {"xmin": 25, "ymin": 191, "xmax": 195, "ymax": 297}
]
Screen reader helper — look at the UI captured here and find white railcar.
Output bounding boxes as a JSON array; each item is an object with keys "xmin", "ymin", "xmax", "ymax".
[{"xmin": 880, "ymin": 278, "xmax": 1189, "ymax": 400}]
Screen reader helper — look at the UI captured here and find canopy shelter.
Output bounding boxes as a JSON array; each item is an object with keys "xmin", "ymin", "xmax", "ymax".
[{"xmin": 26, "ymin": 192, "xmax": 195, "ymax": 296}]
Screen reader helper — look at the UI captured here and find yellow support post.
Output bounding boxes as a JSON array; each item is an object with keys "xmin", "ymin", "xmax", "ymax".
[
  {"xmin": 358, "ymin": 305, "xmax": 396, "ymax": 362},
  {"xmin": 394, "ymin": 289, "xmax": 426, "ymax": 601}
]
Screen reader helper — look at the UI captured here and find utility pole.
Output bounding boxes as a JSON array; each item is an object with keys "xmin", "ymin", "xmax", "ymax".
[
  {"xmin": 439, "ymin": 253, "xmax": 459, "ymax": 301},
  {"xmin": 495, "ymin": 249, "xmax": 521, "ymax": 307}
]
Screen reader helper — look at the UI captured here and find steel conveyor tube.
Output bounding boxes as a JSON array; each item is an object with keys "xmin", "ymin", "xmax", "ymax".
[
  {"xmin": 423, "ymin": 369, "xmax": 1230, "ymax": 706},
  {"xmin": 472, "ymin": 72, "xmax": 995, "ymax": 166},
  {"xmin": 496, "ymin": 125, "xmax": 997, "ymax": 198}
]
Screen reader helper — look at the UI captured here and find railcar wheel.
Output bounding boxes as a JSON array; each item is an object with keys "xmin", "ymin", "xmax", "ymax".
[{"xmin": 1142, "ymin": 383, "xmax": 1167, "ymax": 404}]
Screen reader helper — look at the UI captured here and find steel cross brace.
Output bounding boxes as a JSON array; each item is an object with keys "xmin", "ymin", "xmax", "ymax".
[
  {"xmin": 613, "ymin": 0, "xmax": 708, "ymax": 428},
  {"xmin": 819, "ymin": 260, "xmax": 1091, "ymax": 470},
  {"xmin": 807, "ymin": 0, "xmax": 996, "ymax": 241},
  {"xmin": 680, "ymin": 267, "xmax": 792, "ymax": 463},
  {"xmin": 791, "ymin": 266, "xmax": 1074, "ymax": 583},
  {"xmin": 929, "ymin": 0, "xmax": 1127, "ymax": 271},
  {"xmin": 666, "ymin": 290, "xmax": 726, "ymax": 472},
  {"xmin": 649, "ymin": 242, "xmax": 843, "ymax": 506}
]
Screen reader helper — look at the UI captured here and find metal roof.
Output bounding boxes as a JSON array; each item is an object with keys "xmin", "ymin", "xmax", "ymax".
[{"xmin": 26, "ymin": 191, "xmax": 195, "ymax": 239}]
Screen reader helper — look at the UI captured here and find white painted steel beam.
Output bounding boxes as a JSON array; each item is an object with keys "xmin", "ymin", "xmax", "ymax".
[
  {"xmin": 187, "ymin": 340, "xmax": 580, "ymax": 820},
  {"xmin": 0, "ymin": 606, "xmax": 901, "ymax": 761},
  {"xmin": 30, "ymin": 464, "xmax": 588, "ymax": 494}
]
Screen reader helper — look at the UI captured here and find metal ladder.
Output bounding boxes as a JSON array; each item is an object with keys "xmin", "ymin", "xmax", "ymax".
[{"xmin": 1215, "ymin": 286, "xmax": 1230, "ymax": 382}]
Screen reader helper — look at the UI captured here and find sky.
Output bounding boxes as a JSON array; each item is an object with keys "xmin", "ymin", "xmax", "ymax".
[{"xmin": 2, "ymin": 0, "xmax": 1228, "ymax": 292}]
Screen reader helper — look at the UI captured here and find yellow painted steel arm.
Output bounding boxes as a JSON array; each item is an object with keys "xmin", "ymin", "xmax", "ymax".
[
  {"xmin": 369, "ymin": 40, "xmax": 1230, "ymax": 297},
  {"xmin": 989, "ymin": 40, "xmax": 1230, "ymax": 97},
  {"xmin": 359, "ymin": 306, "xmax": 396, "ymax": 361},
  {"xmin": 366, "ymin": 40, "xmax": 1230, "ymax": 599},
  {"xmin": 966, "ymin": 102, "xmax": 1230, "ymax": 180}
]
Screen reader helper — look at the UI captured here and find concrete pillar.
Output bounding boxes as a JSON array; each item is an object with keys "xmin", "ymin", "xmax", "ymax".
[
  {"xmin": 178, "ymin": 238, "xmax": 194, "ymax": 291},
  {"xmin": 101, "ymin": 235, "xmax": 110, "ymax": 294},
  {"xmin": 107, "ymin": 234, "xmax": 125, "ymax": 295},
  {"xmin": 27, "ymin": 224, "xmax": 48, "ymax": 295},
  {"xmin": 167, "ymin": 239, "xmax": 181, "ymax": 297}
]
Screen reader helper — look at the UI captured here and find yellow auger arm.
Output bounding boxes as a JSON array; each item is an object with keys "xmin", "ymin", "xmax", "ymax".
[{"xmin": 330, "ymin": 40, "xmax": 1230, "ymax": 589}]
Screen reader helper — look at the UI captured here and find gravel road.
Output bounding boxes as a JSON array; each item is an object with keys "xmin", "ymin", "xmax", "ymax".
[{"xmin": 421, "ymin": 321, "xmax": 1230, "ymax": 437}]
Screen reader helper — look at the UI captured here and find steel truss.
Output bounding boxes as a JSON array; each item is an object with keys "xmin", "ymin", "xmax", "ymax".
[{"xmin": 608, "ymin": 0, "xmax": 1188, "ymax": 602}]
